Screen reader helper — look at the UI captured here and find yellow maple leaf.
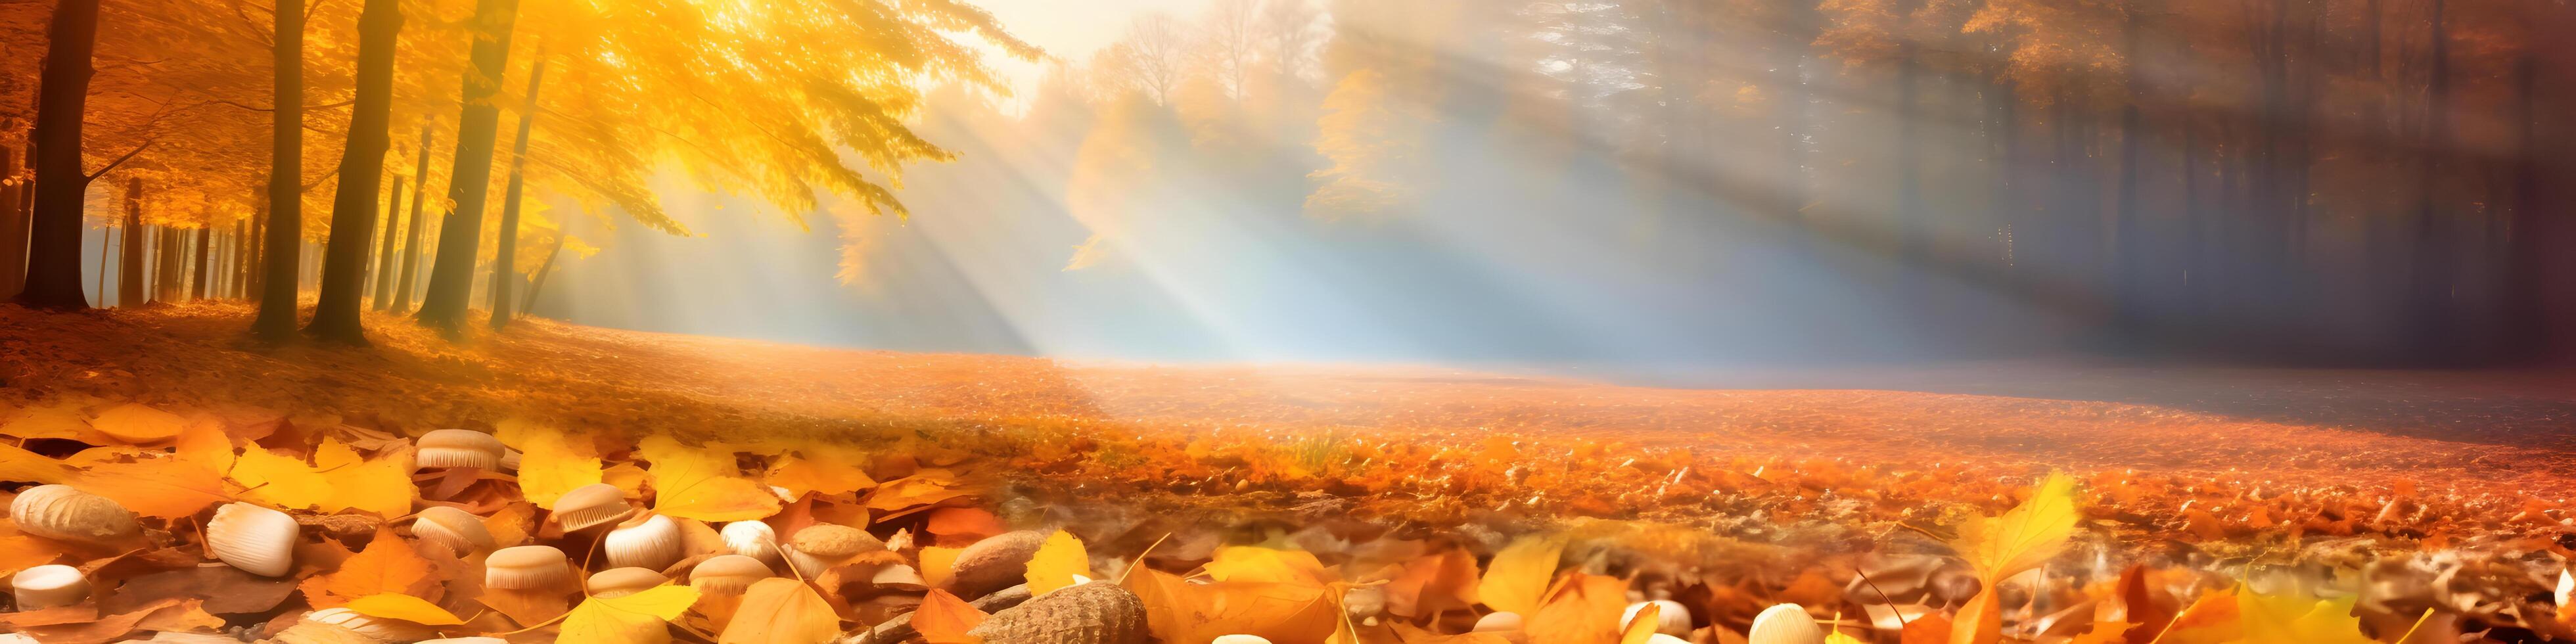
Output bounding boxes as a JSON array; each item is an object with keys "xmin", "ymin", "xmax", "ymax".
[
  {"xmin": 1024, "ymin": 530, "xmax": 1092, "ymax": 595},
  {"xmin": 1, "ymin": 402, "xmax": 91, "ymax": 441},
  {"xmin": 1529, "ymin": 572, "xmax": 1626, "ymax": 644},
  {"xmin": 313, "ymin": 437, "xmax": 363, "ymax": 471},
  {"xmin": 1477, "ymin": 534, "xmax": 1566, "ymax": 616},
  {"xmin": 89, "ymin": 403, "xmax": 187, "ymax": 444},
  {"xmin": 171, "ymin": 419, "xmax": 235, "ymax": 474},
  {"xmin": 320, "ymin": 451, "xmax": 415, "ymax": 517},
  {"xmin": 507, "ymin": 423, "xmax": 603, "ymax": 509},
  {"xmin": 764, "ymin": 448, "xmax": 876, "ymax": 499},
  {"xmin": 561, "ymin": 584, "xmax": 701, "ymax": 644},
  {"xmin": 300, "ymin": 528, "xmax": 434, "ymax": 607},
  {"xmin": 72, "ymin": 458, "xmax": 230, "ymax": 518},
  {"xmin": 2229, "ymin": 589, "xmax": 2372, "ymax": 644},
  {"xmin": 343, "ymin": 593, "xmax": 465, "ymax": 626},
  {"xmin": 1203, "ymin": 547, "xmax": 1332, "ymax": 586},
  {"xmin": 717, "ymin": 578, "xmax": 839, "ymax": 644},
  {"xmin": 1949, "ymin": 473, "xmax": 2080, "ymax": 644},
  {"xmin": 0, "ymin": 442, "xmax": 72, "ymax": 484},
  {"xmin": 230, "ymin": 448, "xmax": 333, "ymax": 510},
  {"xmin": 638, "ymin": 436, "xmax": 779, "ymax": 522}
]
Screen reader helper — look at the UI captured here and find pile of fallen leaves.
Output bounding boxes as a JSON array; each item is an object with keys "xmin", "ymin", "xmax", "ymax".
[{"xmin": 2, "ymin": 396, "xmax": 2575, "ymax": 644}]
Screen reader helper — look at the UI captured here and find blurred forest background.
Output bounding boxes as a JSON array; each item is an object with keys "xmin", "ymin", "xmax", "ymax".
[{"xmin": 1, "ymin": 0, "xmax": 2573, "ymax": 368}]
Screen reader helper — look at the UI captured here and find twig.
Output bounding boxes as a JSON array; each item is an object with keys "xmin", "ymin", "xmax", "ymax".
[
  {"xmin": 1852, "ymin": 566, "xmax": 1910, "ymax": 628},
  {"xmin": 843, "ymin": 584, "xmax": 1032, "ymax": 644}
]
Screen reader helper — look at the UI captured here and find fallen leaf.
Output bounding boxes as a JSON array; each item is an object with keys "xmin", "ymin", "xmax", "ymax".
[
  {"xmin": 503, "ymin": 419, "xmax": 603, "ymax": 509},
  {"xmin": 912, "ymin": 589, "xmax": 986, "ymax": 644},
  {"xmin": 638, "ymin": 436, "xmax": 780, "ymax": 522},
  {"xmin": 1478, "ymin": 534, "xmax": 1565, "ymax": 616},
  {"xmin": 923, "ymin": 507, "xmax": 1006, "ymax": 542},
  {"xmin": 1385, "ymin": 547, "xmax": 1479, "ymax": 618},
  {"xmin": 319, "ymin": 449, "xmax": 415, "ymax": 517},
  {"xmin": 72, "ymin": 457, "xmax": 231, "ymax": 518},
  {"xmin": 765, "ymin": 448, "xmax": 876, "ymax": 498},
  {"xmin": 921, "ymin": 546, "xmax": 963, "ymax": 589},
  {"xmin": 562, "ymin": 584, "xmax": 702, "ymax": 644},
  {"xmin": 0, "ymin": 441, "xmax": 72, "ymax": 484},
  {"xmin": 299, "ymin": 528, "xmax": 435, "ymax": 607},
  {"xmin": 1950, "ymin": 473, "xmax": 2079, "ymax": 644},
  {"xmin": 344, "ymin": 593, "xmax": 467, "ymax": 626},
  {"xmin": 1529, "ymin": 572, "xmax": 1624, "ymax": 644},
  {"xmin": 1025, "ymin": 530, "xmax": 1091, "ymax": 595},
  {"xmin": 91, "ymin": 403, "xmax": 187, "ymax": 443},
  {"xmin": 1, "ymin": 401, "xmax": 91, "ymax": 441},
  {"xmin": 718, "ymin": 578, "xmax": 838, "ymax": 644},
  {"xmin": 231, "ymin": 448, "xmax": 334, "ymax": 509},
  {"xmin": 1620, "ymin": 601, "xmax": 1659, "ymax": 644}
]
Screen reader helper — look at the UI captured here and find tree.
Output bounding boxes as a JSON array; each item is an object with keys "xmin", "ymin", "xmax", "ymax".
[
  {"xmin": 305, "ymin": 0, "xmax": 403, "ymax": 344},
  {"xmin": 487, "ymin": 55, "xmax": 545, "ymax": 329},
  {"xmin": 15, "ymin": 0, "xmax": 106, "ymax": 310},
  {"xmin": 250, "ymin": 0, "xmax": 308, "ymax": 339},
  {"xmin": 389, "ymin": 124, "xmax": 431, "ymax": 313},
  {"xmin": 410, "ymin": 0, "xmax": 522, "ymax": 334}
]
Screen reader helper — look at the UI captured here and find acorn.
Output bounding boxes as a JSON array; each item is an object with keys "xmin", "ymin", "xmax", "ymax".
[
  {"xmin": 689, "ymin": 554, "xmax": 773, "ymax": 595},
  {"xmin": 603, "ymin": 514, "xmax": 684, "ymax": 572},
  {"xmin": 410, "ymin": 506, "xmax": 496, "ymax": 555},
  {"xmin": 1473, "ymin": 612, "xmax": 1529, "ymax": 644},
  {"xmin": 872, "ymin": 564, "xmax": 928, "ymax": 591},
  {"xmin": 413, "ymin": 429, "xmax": 506, "ymax": 471},
  {"xmin": 206, "ymin": 503, "xmax": 298, "ymax": 577},
  {"xmin": 586, "ymin": 567, "xmax": 668, "ymax": 599},
  {"xmin": 950, "ymin": 530, "xmax": 1047, "ymax": 598},
  {"xmin": 550, "ymin": 483, "xmax": 632, "ymax": 532},
  {"xmin": 1747, "ymin": 603, "xmax": 1826, "ymax": 644},
  {"xmin": 487, "ymin": 545, "xmax": 575, "ymax": 591},
  {"xmin": 10, "ymin": 484, "xmax": 140, "ymax": 543},
  {"xmin": 304, "ymin": 607, "xmax": 436, "ymax": 641},
  {"xmin": 785, "ymin": 524, "xmax": 882, "ymax": 578},
  {"xmin": 1622, "ymin": 599, "xmax": 1691, "ymax": 637},
  {"xmin": 720, "ymin": 520, "xmax": 783, "ymax": 565},
  {"xmin": 965, "ymin": 578, "xmax": 1148, "ymax": 644},
  {"xmin": 11, "ymin": 564, "xmax": 89, "ymax": 610}
]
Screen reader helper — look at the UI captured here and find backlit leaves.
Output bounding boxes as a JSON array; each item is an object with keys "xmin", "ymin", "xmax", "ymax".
[
  {"xmin": 1477, "ymin": 534, "xmax": 1566, "ymax": 616},
  {"xmin": 1024, "ymin": 530, "xmax": 1092, "ymax": 596},
  {"xmin": 562, "ymin": 584, "xmax": 702, "ymax": 644},
  {"xmin": 637, "ymin": 436, "xmax": 779, "ymax": 522},
  {"xmin": 501, "ymin": 419, "xmax": 603, "ymax": 509},
  {"xmin": 716, "ymin": 578, "xmax": 837, "ymax": 644},
  {"xmin": 913, "ymin": 589, "xmax": 986, "ymax": 644}
]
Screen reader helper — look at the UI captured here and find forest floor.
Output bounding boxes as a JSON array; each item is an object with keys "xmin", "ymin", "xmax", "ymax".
[{"xmin": 7, "ymin": 302, "xmax": 2576, "ymax": 641}]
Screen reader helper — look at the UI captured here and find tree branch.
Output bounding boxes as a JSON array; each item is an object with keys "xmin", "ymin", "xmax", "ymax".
[{"xmin": 85, "ymin": 139, "xmax": 158, "ymax": 183}]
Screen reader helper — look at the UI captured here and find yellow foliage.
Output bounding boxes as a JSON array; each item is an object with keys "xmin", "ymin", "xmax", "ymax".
[
  {"xmin": 89, "ymin": 403, "xmax": 189, "ymax": 444},
  {"xmin": 342, "ymin": 593, "xmax": 466, "ymax": 626},
  {"xmin": 229, "ymin": 448, "xmax": 334, "ymax": 510},
  {"xmin": 503, "ymin": 420, "xmax": 603, "ymax": 509},
  {"xmin": 1024, "ymin": 530, "xmax": 1092, "ymax": 595},
  {"xmin": 300, "ymin": 528, "xmax": 434, "ymax": 607},
  {"xmin": 0, "ymin": 442, "xmax": 72, "ymax": 484},
  {"xmin": 637, "ymin": 436, "xmax": 779, "ymax": 522},
  {"xmin": 717, "ymin": 578, "xmax": 838, "ymax": 644},
  {"xmin": 562, "ymin": 584, "xmax": 701, "ymax": 644},
  {"xmin": 71, "ymin": 458, "xmax": 231, "ymax": 518},
  {"xmin": 1477, "ymin": 534, "xmax": 1566, "ymax": 616},
  {"xmin": 1948, "ymin": 473, "xmax": 2080, "ymax": 644},
  {"xmin": 920, "ymin": 546, "xmax": 963, "ymax": 590}
]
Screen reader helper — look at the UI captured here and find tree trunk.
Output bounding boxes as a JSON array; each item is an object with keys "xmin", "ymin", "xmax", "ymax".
[
  {"xmin": 251, "ymin": 0, "xmax": 306, "ymax": 339},
  {"xmin": 371, "ymin": 174, "xmax": 403, "ymax": 308},
  {"xmin": 489, "ymin": 57, "xmax": 547, "ymax": 330},
  {"xmin": 193, "ymin": 225, "xmax": 212, "ymax": 300},
  {"xmin": 306, "ymin": 0, "xmax": 403, "ymax": 345},
  {"xmin": 233, "ymin": 218, "xmax": 251, "ymax": 299},
  {"xmin": 15, "ymin": 0, "xmax": 101, "ymax": 309},
  {"xmin": 520, "ymin": 239, "xmax": 561, "ymax": 316},
  {"xmin": 95, "ymin": 223, "xmax": 109, "ymax": 306},
  {"xmin": 413, "ymin": 0, "xmax": 524, "ymax": 334},
  {"xmin": 390, "ymin": 124, "xmax": 432, "ymax": 313},
  {"xmin": 0, "ymin": 145, "xmax": 25, "ymax": 298},
  {"xmin": 156, "ymin": 225, "xmax": 181, "ymax": 302},
  {"xmin": 118, "ymin": 179, "xmax": 142, "ymax": 307},
  {"xmin": 2405, "ymin": 0, "xmax": 2452, "ymax": 360}
]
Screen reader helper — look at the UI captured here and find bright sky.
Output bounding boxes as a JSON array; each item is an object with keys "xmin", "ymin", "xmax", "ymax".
[{"xmin": 971, "ymin": 0, "xmax": 1219, "ymax": 98}]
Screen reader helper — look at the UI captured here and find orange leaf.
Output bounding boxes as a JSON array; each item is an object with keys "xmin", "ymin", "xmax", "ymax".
[
  {"xmin": 920, "ymin": 546, "xmax": 963, "ymax": 590},
  {"xmin": 1900, "ymin": 612, "xmax": 1954, "ymax": 644},
  {"xmin": 0, "ymin": 442, "xmax": 72, "ymax": 484},
  {"xmin": 1619, "ymin": 602, "xmax": 1659, "ymax": 644},
  {"xmin": 718, "ymin": 578, "xmax": 838, "ymax": 644},
  {"xmin": 89, "ymin": 403, "xmax": 186, "ymax": 444},
  {"xmin": 1385, "ymin": 548, "xmax": 1479, "ymax": 618},
  {"xmin": 71, "ymin": 458, "xmax": 230, "ymax": 518},
  {"xmin": 924, "ymin": 507, "xmax": 1006, "ymax": 542},
  {"xmin": 912, "ymin": 589, "xmax": 986, "ymax": 644},
  {"xmin": 299, "ymin": 528, "xmax": 436, "ymax": 607},
  {"xmin": 1528, "ymin": 572, "xmax": 1625, "ymax": 644},
  {"xmin": 1024, "ymin": 530, "xmax": 1090, "ymax": 596}
]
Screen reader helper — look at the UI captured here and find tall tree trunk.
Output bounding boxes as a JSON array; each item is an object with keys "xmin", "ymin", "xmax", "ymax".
[
  {"xmin": 193, "ymin": 225, "xmax": 211, "ymax": 300},
  {"xmin": 390, "ymin": 124, "xmax": 432, "ymax": 313},
  {"xmin": 118, "ymin": 179, "xmax": 142, "ymax": 307},
  {"xmin": 0, "ymin": 145, "xmax": 25, "ymax": 298},
  {"xmin": 371, "ymin": 175, "xmax": 403, "ymax": 308},
  {"xmin": 95, "ymin": 223, "xmax": 109, "ymax": 306},
  {"xmin": 251, "ymin": 0, "xmax": 306, "ymax": 339},
  {"xmin": 307, "ymin": 0, "xmax": 403, "ymax": 344},
  {"xmin": 414, "ymin": 0, "xmax": 524, "ymax": 334},
  {"xmin": 520, "ymin": 239, "xmax": 561, "ymax": 317},
  {"xmin": 233, "ymin": 217, "xmax": 252, "ymax": 299},
  {"xmin": 2110, "ymin": 5, "xmax": 2151, "ymax": 338},
  {"xmin": 2405, "ymin": 0, "xmax": 2451, "ymax": 360},
  {"xmin": 15, "ymin": 0, "xmax": 102, "ymax": 309},
  {"xmin": 156, "ymin": 225, "xmax": 180, "ymax": 302},
  {"xmin": 489, "ymin": 57, "xmax": 546, "ymax": 330}
]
